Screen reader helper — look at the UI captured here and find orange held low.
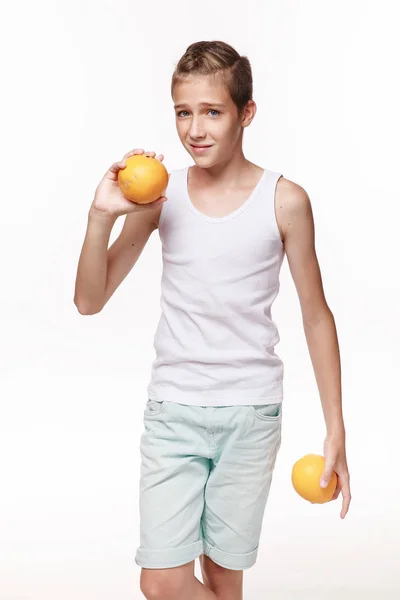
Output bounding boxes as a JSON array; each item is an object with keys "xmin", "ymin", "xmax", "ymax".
[
  {"xmin": 118, "ymin": 154, "xmax": 169, "ymax": 204},
  {"xmin": 291, "ymin": 454, "xmax": 337, "ymax": 504}
]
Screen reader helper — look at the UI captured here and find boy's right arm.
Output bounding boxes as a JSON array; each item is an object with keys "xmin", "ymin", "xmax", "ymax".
[
  {"xmin": 73, "ymin": 147, "xmax": 166, "ymax": 315},
  {"xmin": 73, "ymin": 207, "xmax": 159, "ymax": 315}
]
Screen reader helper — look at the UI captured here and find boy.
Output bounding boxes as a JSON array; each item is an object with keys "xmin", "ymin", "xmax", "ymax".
[{"xmin": 74, "ymin": 41, "xmax": 351, "ymax": 600}]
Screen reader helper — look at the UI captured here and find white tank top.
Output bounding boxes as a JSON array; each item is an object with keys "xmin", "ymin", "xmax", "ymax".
[{"xmin": 147, "ymin": 165, "xmax": 285, "ymax": 406}]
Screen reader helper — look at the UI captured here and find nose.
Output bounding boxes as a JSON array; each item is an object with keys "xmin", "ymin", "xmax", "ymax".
[{"xmin": 188, "ymin": 117, "xmax": 206, "ymax": 141}]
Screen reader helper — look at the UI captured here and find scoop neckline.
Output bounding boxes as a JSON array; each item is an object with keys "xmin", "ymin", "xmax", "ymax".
[{"xmin": 184, "ymin": 166, "xmax": 267, "ymax": 223}]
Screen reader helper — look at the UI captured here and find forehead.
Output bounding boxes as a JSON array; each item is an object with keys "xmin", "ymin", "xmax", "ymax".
[{"xmin": 173, "ymin": 75, "xmax": 232, "ymax": 108}]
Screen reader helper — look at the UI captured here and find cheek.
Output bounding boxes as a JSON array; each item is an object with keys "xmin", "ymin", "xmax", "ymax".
[
  {"xmin": 226, "ymin": 124, "xmax": 242, "ymax": 143},
  {"xmin": 175, "ymin": 121, "xmax": 186, "ymax": 137},
  {"xmin": 216, "ymin": 125, "xmax": 237, "ymax": 144}
]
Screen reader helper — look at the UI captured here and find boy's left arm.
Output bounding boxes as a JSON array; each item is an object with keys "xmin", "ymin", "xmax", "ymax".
[{"xmin": 276, "ymin": 178, "xmax": 351, "ymax": 519}]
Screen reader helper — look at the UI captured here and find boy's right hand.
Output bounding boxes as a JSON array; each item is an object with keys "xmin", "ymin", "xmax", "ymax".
[{"xmin": 90, "ymin": 148, "xmax": 167, "ymax": 218}]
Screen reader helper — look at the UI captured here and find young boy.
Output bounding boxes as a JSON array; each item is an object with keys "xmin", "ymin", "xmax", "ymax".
[{"xmin": 74, "ymin": 41, "xmax": 351, "ymax": 600}]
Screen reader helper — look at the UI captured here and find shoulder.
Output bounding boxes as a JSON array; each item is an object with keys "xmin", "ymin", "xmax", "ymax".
[
  {"xmin": 275, "ymin": 176, "xmax": 312, "ymax": 240},
  {"xmin": 276, "ymin": 176, "xmax": 310, "ymax": 211}
]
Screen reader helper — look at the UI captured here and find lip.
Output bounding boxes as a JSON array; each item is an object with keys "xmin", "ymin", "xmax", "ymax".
[{"xmin": 190, "ymin": 144, "xmax": 213, "ymax": 154}]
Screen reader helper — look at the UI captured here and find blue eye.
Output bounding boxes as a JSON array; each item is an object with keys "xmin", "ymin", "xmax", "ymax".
[{"xmin": 176, "ymin": 109, "xmax": 220, "ymax": 117}]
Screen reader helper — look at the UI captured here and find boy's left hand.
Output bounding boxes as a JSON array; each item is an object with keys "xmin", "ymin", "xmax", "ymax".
[{"xmin": 320, "ymin": 435, "xmax": 352, "ymax": 519}]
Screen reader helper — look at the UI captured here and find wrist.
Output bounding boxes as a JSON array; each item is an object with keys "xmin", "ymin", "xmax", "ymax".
[
  {"xmin": 88, "ymin": 207, "xmax": 119, "ymax": 225},
  {"xmin": 325, "ymin": 425, "xmax": 346, "ymax": 443}
]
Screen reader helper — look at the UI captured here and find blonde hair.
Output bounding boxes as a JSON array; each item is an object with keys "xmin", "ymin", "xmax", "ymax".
[{"xmin": 171, "ymin": 41, "xmax": 253, "ymax": 117}]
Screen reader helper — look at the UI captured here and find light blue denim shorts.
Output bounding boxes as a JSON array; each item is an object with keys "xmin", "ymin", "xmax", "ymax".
[{"xmin": 134, "ymin": 398, "xmax": 283, "ymax": 571}]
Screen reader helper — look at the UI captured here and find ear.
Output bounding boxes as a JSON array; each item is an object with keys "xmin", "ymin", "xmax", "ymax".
[{"xmin": 241, "ymin": 100, "xmax": 257, "ymax": 128}]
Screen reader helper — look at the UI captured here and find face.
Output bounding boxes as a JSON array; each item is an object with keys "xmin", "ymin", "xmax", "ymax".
[{"xmin": 172, "ymin": 75, "xmax": 256, "ymax": 167}]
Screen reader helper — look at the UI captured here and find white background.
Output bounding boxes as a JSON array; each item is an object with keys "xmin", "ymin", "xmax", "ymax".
[{"xmin": 1, "ymin": 1, "xmax": 399, "ymax": 598}]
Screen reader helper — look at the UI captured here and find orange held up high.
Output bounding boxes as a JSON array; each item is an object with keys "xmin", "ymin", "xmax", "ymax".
[{"xmin": 118, "ymin": 154, "xmax": 169, "ymax": 204}]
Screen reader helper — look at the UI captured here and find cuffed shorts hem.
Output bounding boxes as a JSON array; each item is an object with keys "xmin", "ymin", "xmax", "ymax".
[
  {"xmin": 203, "ymin": 538, "xmax": 258, "ymax": 571},
  {"xmin": 135, "ymin": 539, "xmax": 204, "ymax": 569},
  {"xmin": 134, "ymin": 537, "xmax": 258, "ymax": 571}
]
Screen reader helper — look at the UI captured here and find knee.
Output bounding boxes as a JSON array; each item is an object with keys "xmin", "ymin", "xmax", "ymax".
[
  {"xmin": 200, "ymin": 553, "xmax": 227, "ymax": 576},
  {"xmin": 200, "ymin": 554, "xmax": 243, "ymax": 591},
  {"xmin": 140, "ymin": 569, "xmax": 187, "ymax": 599}
]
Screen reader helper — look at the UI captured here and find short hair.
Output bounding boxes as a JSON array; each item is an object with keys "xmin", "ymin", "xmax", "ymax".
[{"xmin": 171, "ymin": 41, "xmax": 253, "ymax": 116}]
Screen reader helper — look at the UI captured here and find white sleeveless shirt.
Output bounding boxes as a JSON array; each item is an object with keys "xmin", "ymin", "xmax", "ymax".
[{"xmin": 147, "ymin": 166, "xmax": 285, "ymax": 406}]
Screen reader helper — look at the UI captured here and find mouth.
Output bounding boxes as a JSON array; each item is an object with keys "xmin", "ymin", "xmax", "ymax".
[{"xmin": 189, "ymin": 144, "xmax": 213, "ymax": 153}]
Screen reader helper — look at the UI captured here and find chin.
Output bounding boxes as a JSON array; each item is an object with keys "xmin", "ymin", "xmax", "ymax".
[
  {"xmin": 190, "ymin": 151, "xmax": 215, "ymax": 162},
  {"xmin": 193, "ymin": 158, "xmax": 216, "ymax": 170}
]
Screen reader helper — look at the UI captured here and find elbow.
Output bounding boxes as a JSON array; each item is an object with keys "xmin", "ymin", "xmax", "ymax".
[
  {"xmin": 303, "ymin": 306, "xmax": 333, "ymax": 328},
  {"xmin": 74, "ymin": 298, "xmax": 102, "ymax": 315}
]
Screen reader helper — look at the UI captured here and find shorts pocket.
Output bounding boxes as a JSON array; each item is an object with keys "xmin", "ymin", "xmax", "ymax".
[
  {"xmin": 249, "ymin": 402, "xmax": 282, "ymax": 422},
  {"xmin": 144, "ymin": 399, "xmax": 166, "ymax": 417}
]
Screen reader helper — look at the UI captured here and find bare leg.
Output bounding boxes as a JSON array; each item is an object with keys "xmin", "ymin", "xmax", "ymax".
[
  {"xmin": 200, "ymin": 554, "xmax": 243, "ymax": 600},
  {"xmin": 191, "ymin": 575, "xmax": 219, "ymax": 599},
  {"xmin": 140, "ymin": 560, "xmax": 218, "ymax": 600}
]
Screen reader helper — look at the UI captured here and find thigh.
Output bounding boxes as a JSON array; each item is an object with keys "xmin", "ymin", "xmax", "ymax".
[
  {"xmin": 137, "ymin": 400, "xmax": 210, "ymax": 558},
  {"xmin": 202, "ymin": 403, "xmax": 283, "ymax": 556}
]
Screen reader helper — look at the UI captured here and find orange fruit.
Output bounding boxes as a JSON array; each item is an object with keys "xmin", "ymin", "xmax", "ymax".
[
  {"xmin": 118, "ymin": 154, "xmax": 168, "ymax": 204},
  {"xmin": 291, "ymin": 454, "xmax": 337, "ymax": 504}
]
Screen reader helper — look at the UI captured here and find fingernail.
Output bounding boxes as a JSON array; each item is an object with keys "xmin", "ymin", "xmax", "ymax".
[{"xmin": 320, "ymin": 479, "xmax": 328, "ymax": 488}]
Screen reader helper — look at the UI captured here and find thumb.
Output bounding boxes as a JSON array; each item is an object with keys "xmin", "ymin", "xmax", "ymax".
[{"xmin": 320, "ymin": 462, "xmax": 335, "ymax": 488}]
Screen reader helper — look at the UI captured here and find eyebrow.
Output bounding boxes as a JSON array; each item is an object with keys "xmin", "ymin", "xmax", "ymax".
[{"xmin": 174, "ymin": 102, "xmax": 226, "ymax": 109}]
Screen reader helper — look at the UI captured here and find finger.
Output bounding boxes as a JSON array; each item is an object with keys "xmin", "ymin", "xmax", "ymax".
[
  {"xmin": 144, "ymin": 151, "xmax": 156, "ymax": 157},
  {"xmin": 109, "ymin": 161, "xmax": 124, "ymax": 172},
  {"xmin": 340, "ymin": 492, "xmax": 351, "ymax": 519},
  {"xmin": 340, "ymin": 480, "xmax": 351, "ymax": 519},
  {"xmin": 320, "ymin": 462, "xmax": 336, "ymax": 489},
  {"xmin": 152, "ymin": 196, "xmax": 167, "ymax": 204},
  {"xmin": 330, "ymin": 480, "xmax": 341, "ymax": 501},
  {"xmin": 156, "ymin": 153, "xmax": 164, "ymax": 162},
  {"xmin": 144, "ymin": 197, "xmax": 167, "ymax": 208},
  {"xmin": 123, "ymin": 148, "xmax": 145, "ymax": 160},
  {"xmin": 105, "ymin": 160, "xmax": 126, "ymax": 180}
]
